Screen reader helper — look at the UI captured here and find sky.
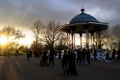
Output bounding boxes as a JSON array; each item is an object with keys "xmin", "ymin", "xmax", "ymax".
[
  {"xmin": 0, "ymin": 0, "xmax": 120, "ymax": 46},
  {"xmin": 0, "ymin": 0, "xmax": 120, "ymax": 28}
]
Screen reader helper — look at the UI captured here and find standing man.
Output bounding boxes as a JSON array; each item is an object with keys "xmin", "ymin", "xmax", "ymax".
[
  {"xmin": 67, "ymin": 49, "xmax": 77, "ymax": 75},
  {"xmin": 86, "ymin": 48, "xmax": 91, "ymax": 64},
  {"xmin": 48, "ymin": 49, "xmax": 55, "ymax": 66},
  {"xmin": 77, "ymin": 48, "xmax": 82, "ymax": 64}
]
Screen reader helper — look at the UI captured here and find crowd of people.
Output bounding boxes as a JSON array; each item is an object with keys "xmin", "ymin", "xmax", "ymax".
[
  {"xmin": 38, "ymin": 47, "xmax": 120, "ymax": 75},
  {"xmin": 61, "ymin": 49, "xmax": 77, "ymax": 75},
  {"xmin": 40, "ymin": 49, "xmax": 55, "ymax": 66},
  {"xmin": 38, "ymin": 48, "xmax": 92, "ymax": 75},
  {"xmin": 14, "ymin": 47, "xmax": 120, "ymax": 76}
]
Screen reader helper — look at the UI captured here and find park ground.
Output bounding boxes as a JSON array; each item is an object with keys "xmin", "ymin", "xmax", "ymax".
[{"xmin": 0, "ymin": 55, "xmax": 120, "ymax": 80}]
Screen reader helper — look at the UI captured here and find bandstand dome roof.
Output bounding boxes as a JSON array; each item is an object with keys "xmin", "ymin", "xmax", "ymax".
[
  {"xmin": 70, "ymin": 8, "xmax": 99, "ymax": 24},
  {"xmin": 60, "ymin": 8, "xmax": 108, "ymax": 33}
]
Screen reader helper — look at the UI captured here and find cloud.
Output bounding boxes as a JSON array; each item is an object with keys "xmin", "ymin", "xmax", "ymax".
[
  {"xmin": 0, "ymin": 0, "xmax": 120, "ymax": 28},
  {"xmin": 67, "ymin": 0, "xmax": 120, "ymax": 26}
]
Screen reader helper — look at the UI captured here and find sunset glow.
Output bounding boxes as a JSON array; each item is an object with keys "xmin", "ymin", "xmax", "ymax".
[
  {"xmin": 16, "ymin": 37, "xmax": 34, "ymax": 47},
  {"xmin": 0, "ymin": 36, "xmax": 8, "ymax": 45},
  {"xmin": 0, "ymin": 32, "xmax": 34, "ymax": 47},
  {"xmin": 16, "ymin": 31, "xmax": 35, "ymax": 47}
]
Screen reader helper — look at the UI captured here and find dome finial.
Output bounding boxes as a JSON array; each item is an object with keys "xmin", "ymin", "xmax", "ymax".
[
  {"xmin": 81, "ymin": 8, "xmax": 85, "ymax": 13},
  {"xmin": 81, "ymin": 0, "xmax": 85, "ymax": 13}
]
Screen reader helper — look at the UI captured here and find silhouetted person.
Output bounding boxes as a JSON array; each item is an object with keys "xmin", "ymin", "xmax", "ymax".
[
  {"xmin": 77, "ymin": 48, "xmax": 82, "ymax": 64},
  {"xmin": 27, "ymin": 51, "xmax": 30, "ymax": 61},
  {"xmin": 29, "ymin": 49, "xmax": 32, "ymax": 57},
  {"xmin": 82, "ymin": 48, "xmax": 86, "ymax": 64},
  {"xmin": 48, "ymin": 49, "xmax": 55, "ymax": 66},
  {"xmin": 86, "ymin": 48, "xmax": 91, "ymax": 64},
  {"xmin": 26, "ymin": 49, "xmax": 32, "ymax": 61},
  {"xmin": 112, "ymin": 49, "xmax": 116, "ymax": 61},
  {"xmin": 40, "ymin": 50, "xmax": 49, "ymax": 66},
  {"xmin": 106, "ymin": 49, "xmax": 110, "ymax": 62},
  {"xmin": 67, "ymin": 49, "xmax": 77, "ymax": 75},
  {"xmin": 117, "ymin": 48, "xmax": 120, "ymax": 62},
  {"xmin": 58, "ymin": 50, "xmax": 61, "ymax": 60},
  {"xmin": 61, "ymin": 49, "xmax": 69, "ymax": 74},
  {"xmin": 93, "ymin": 48, "xmax": 97, "ymax": 60},
  {"xmin": 15, "ymin": 49, "xmax": 19, "ymax": 57}
]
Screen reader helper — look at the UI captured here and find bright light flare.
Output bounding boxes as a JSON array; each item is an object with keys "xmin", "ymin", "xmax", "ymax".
[
  {"xmin": 17, "ymin": 37, "xmax": 34, "ymax": 47},
  {"xmin": 15, "ymin": 31, "xmax": 35, "ymax": 47},
  {"xmin": 0, "ymin": 36, "xmax": 8, "ymax": 45}
]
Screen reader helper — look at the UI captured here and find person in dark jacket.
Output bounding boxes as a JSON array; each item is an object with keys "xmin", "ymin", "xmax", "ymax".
[
  {"xmin": 117, "ymin": 48, "xmax": 120, "ymax": 62},
  {"xmin": 106, "ymin": 49, "xmax": 110, "ymax": 62},
  {"xmin": 61, "ymin": 49, "xmax": 69, "ymax": 74},
  {"xmin": 81, "ymin": 48, "xmax": 86, "ymax": 64},
  {"xmin": 67, "ymin": 49, "xmax": 77, "ymax": 75},
  {"xmin": 93, "ymin": 48, "xmax": 97, "ymax": 60},
  {"xmin": 86, "ymin": 48, "xmax": 91, "ymax": 64},
  {"xmin": 77, "ymin": 48, "xmax": 82, "ymax": 64},
  {"xmin": 48, "ymin": 49, "xmax": 55, "ymax": 66},
  {"xmin": 112, "ymin": 49, "xmax": 116, "ymax": 61},
  {"xmin": 40, "ymin": 50, "xmax": 49, "ymax": 66},
  {"xmin": 27, "ymin": 51, "xmax": 30, "ymax": 61}
]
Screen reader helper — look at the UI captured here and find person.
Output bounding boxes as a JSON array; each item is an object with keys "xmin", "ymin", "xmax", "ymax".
[
  {"xmin": 48, "ymin": 49, "xmax": 55, "ymax": 66},
  {"xmin": 67, "ymin": 49, "xmax": 77, "ymax": 75},
  {"xmin": 61, "ymin": 49, "xmax": 69, "ymax": 74},
  {"xmin": 86, "ymin": 48, "xmax": 91, "ymax": 64},
  {"xmin": 93, "ymin": 48, "xmax": 97, "ymax": 60},
  {"xmin": 26, "ymin": 49, "xmax": 32, "ymax": 61},
  {"xmin": 77, "ymin": 48, "xmax": 82, "ymax": 64},
  {"xmin": 27, "ymin": 51, "xmax": 30, "ymax": 61},
  {"xmin": 15, "ymin": 49, "xmax": 19, "ymax": 57},
  {"xmin": 40, "ymin": 50, "xmax": 49, "ymax": 66},
  {"xmin": 105, "ymin": 49, "xmax": 110, "ymax": 62},
  {"xmin": 81, "ymin": 48, "xmax": 86, "ymax": 64},
  {"xmin": 58, "ymin": 50, "xmax": 61, "ymax": 60},
  {"xmin": 117, "ymin": 48, "xmax": 120, "ymax": 62},
  {"xmin": 28, "ymin": 49, "xmax": 32, "ymax": 58},
  {"xmin": 112, "ymin": 49, "xmax": 116, "ymax": 61}
]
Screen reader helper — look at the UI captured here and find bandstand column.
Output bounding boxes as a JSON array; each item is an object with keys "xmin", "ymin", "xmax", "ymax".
[
  {"xmin": 74, "ymin": 33, "xmax": 76, "ymax": 49},
  {"xmin": 79, "ymin": 33, "xmax": 82, "ymax": 48},
  {"xmin": 98, "ymin": 31, "xmax": 101, "ymax": 48},
  {"xmin": 91, "ymin": 32, "xmax": 94, "ymax": 47},
  {"xmin": 93, "ymin": 32, "xmax": 95, "ymax": 48},
  {"xmin": 67, "ymin": 32, "xmax": 70, "ymax": 47},
  {"xmin": 95, "ymin": 32, "xmax": 98, "ymax": 47},
  {"xmin": 85, "ymin": 30, "xmax": 89, "ymax": 48},
  {"xmin": 68, "ymin": 33, "xmax": 70, "ymax": 47},
  {"xmin": 93, "ymin": 33, "xmax": 95, "ymax": 45},
  {"xmin": 67, "ymin": 33, "xmax": 68, "ymax": 46},
  {"xmin": 71, "ymin": 29, "xmax": 74, "ymax": 49}
]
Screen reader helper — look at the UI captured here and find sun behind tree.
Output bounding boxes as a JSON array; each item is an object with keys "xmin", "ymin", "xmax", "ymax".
[
  {"xmin": 0, "ymin": 35, "xmax": 8, "ymax": 45},
  {"xmin": 0, "ymin": 26, "xmax": 24, "ymax": 56}
]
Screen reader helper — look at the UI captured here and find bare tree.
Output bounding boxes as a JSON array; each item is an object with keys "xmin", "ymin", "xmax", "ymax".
[
  {"xmin": 0, "ymin": 26, "xmax": 24, "ymax": 56},
  {"xmin": 93, "ymin": 29, "xmax": 111, "ymax": 49},
  {"xmin": 55, "ymin": 31, "xmax": 67, "ymax": 47},
  {"xmin": 41, "ymin": 21, "xmax": 61, "ymax": 50},
  {"xmin": 99, "ymin": 30, "xmax": 111, "ymax": 47},
  {"xmin": 111, "ymin": 25, "xmax": 120, "ymax": 47},
  {"xmin": 96, "ymin": 25, "xmax": 120, "ymax": 49},
  {"xmin": 31, "ymin": 20, "xmax": 68, "ymax": 56},
  {"xmin": 32, "ymin": 20, "xmax": 44, "ymax": 43},
  {"xmin": 0, "ymin": 26, "xmax": 24, "ymax": 39},
  {"xmin": 32, "ymin": 20, "xmax": 44, "ymax": 57}
]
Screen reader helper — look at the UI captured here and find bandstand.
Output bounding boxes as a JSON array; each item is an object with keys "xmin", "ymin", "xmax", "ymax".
[{"xmin": 60, "ymin": 8, "xmax": 108, "ymax": 49}]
